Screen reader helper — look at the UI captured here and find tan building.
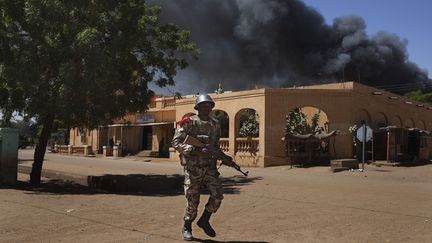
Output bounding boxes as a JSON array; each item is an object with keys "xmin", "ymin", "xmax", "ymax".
[
  {"xmin": 69, "ymin": 96, "xmax": 177, "ymax": 156},
  {"xmin": 70, "ymin": 82, "xmax": 432, "ymax": 167}
]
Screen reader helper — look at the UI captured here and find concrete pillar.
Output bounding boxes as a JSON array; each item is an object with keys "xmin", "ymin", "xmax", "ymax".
[
  {"xmin": 169, "ymin": 147, "xmax": 177, "ymax": 161},
  {"xmin": 103, "ymin": 146, "xmax": 112, "ymax": 157},
  {"xmin": 0, "ymin": 128, "xmax": 19, "ymax": 185},
  {"xmin": 68, "ymin": 145, "xmax": 73, "ymax": 155},
  {"xmin": 113, "ymin": 145, "xmax": 122, "ymax": 157},
  {"xmin": 84, "ymin": 145, "xmax": 90, "ymax": 156},
  {"xmin": 228, "ymin": 112, "xmax": 236, "ymax": 156}
]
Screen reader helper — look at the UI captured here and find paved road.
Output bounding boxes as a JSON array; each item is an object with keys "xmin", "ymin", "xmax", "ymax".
[{"xmin": 0, "ymin": 149, "xmax": 430, "ymax": 242}]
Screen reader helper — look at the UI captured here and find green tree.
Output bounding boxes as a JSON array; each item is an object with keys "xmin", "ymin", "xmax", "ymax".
[
  {"xmin": 0, "ymin": 0, "xmax": 199, "ymax": 184},
  {"xmin": 285, "ymin": 108, "xmax": 308, "ymax": 135},
  {"xmin": 239, "ymin": 110, "xmax": 259, "ymax": 138},
  {"xmin": 405, "ymin": 90, "xmax": 432, "ymax": 105},
  {"xmin": 310, "ymin": 110, "xmax": 323, "ymax": 134},
  {"xmin": 285, "ymin": 108, "xmax": 323, "ymax": 135}
]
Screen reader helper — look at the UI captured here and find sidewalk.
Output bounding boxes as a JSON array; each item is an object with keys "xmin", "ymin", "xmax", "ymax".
[
  {"xmin": 18, "ymin": 149, "xmax": 188, "ymax": 193},
  {"xmin": 17, "ymin": 149, "xmax": 253, "ymax": 193}
]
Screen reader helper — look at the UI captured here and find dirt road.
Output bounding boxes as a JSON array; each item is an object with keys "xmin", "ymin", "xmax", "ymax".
[{"xmin": 1, "ymin": 153, "xmax": 431, "ymax": 242}]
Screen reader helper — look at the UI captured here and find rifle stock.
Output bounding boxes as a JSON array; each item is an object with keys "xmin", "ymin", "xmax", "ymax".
[
  {"xmin": 183, "ymin": 135, "xmax": 205, "ymax": 148},
  {"xmin": 183, "ymin": 135, "xmax": 249, "ymax": 176}
]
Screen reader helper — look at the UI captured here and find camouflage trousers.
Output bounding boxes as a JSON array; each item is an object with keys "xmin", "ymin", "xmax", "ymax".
[{"xmin": 183, "ymin": 166, "xmax": 224, "ymax": 221}]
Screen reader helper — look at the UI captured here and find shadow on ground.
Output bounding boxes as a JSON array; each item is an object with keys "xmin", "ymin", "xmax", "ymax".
[
  {"xmin": 196, "ymin": 175, "xmax": 263, "ymax": 195},
  {"xmin": 221, "ymin": 175, "xmax": 263, "ymax": 194},
  {"xmin": 193, "ymin": 238, "xmax": 269, "ymax": 243},
  {"xmin": 1, "ymin": 179, "xmax": 96, "ymax": 195},
  {"xmin": 18, "ymin": 159, "xmax": 37, "ymax": 163},
  {"xmin": 294, "ymin": 160, "xmax": 432, "ymax": 169},
  {"xmin": 5, "ymin": 174, "xmax": 262, "ymax": 196},
  {"xmin": 395, "ymin": 161, "xmax": 432, "ymax": 167},
  {"xmin": 87, "ymin": 173, "xmax": 185, "ymax": 195}
]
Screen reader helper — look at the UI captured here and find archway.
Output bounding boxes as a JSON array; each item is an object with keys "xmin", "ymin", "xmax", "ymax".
[
  {"xmin": 428, "ymin": 122, "xmax": 432, "ymax": 131},
  {"xmin": 284, "ymin": 106, "xmax": 334, "ymax": 164},
  {"xmin": 417, "ymin": 120, "xmax": 426, "ymax": 130},
  {"xmin": 285, "ymin": 106, "xmax": 329, "ymax": 134},
  {"xmin": 373, "ymin": 112, "xmax": 388, "ymax": 129},
  {"xmin": 405, "ymin": 118, "xmax": 415, "ymax": 128},
  {"xmin": 354, "ymin": 108, "xmax": 371, "ymax": 126},
  {"xmin": 235, "ymin": 108, "xmax": 259, "ymax": 138},
  {"xmin": 389, "ymin": 115, "xmax": 403, "ymax": 127},
  {"xmin": 234, "ymin": 108, "xmax": 260, "ymax": 156},
  {"xmin": 210, "ymin": 109, "xmax": 229, "ymax": 138}
]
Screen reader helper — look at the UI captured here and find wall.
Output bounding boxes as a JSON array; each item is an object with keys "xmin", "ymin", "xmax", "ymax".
[
  {"xmin": 70, "ymin": 82, "xmax": 432, "ymax": 165},
  {"xmin": 263, "ymin": 88, "xmax": 354, "ymax": 165}
]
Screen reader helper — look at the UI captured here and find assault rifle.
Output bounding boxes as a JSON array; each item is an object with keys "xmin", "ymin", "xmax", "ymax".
[{"xmin": 183, "ymin": 135, "xmax": 249, "ymax": 176}]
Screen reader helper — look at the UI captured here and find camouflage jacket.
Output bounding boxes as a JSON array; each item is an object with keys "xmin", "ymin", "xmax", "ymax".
[{"xmin": 172, "ymin": 115, "xmax": 221, "ymax": 168}]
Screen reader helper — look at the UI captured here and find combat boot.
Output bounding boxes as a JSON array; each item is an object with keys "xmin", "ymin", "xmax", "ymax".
[
  {"xmin": 197, "ymin": 209, "xmax": 216, "ymax": 237},
  {"xmin": 182, "ymin": 220, "xmax": 193, "ymax": 241}
]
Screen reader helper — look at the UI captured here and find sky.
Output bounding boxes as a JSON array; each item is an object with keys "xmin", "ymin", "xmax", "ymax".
[
  {"xmin": 302, "ymin": 0, "xmax": 432, "ymax": 76},
  {"xmin": 149, "ymin": 0, "xmax": 432, "ymax": 96}
]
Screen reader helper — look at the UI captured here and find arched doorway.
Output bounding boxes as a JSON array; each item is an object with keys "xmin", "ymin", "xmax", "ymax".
[
  {"xmin": 210, "ymin": 110, "xmax": 229, "ymax": 138},
  {"xmin": 234, "ymin": 109, "xmax": 259, "ymax": 156},
  {"xmin": 211, "ymin": 109, "xmax": 229, "ymax": 152},
  {"xmin": 286, "ymin": 106, "xmax": 330, "ymax": 135},
  {"xmin": 235, "ymin": 109, "xmax": 259, "ymax": 138},
  {"xmin": 389, "ymin": 115, "xmax": 403, "ymax": 127},
  {"xmin": 373, "ymin": 112, "xmax": 388, "ymax": 129},
  {"xmin": 354, "ymin": 108, "xmax": 371, "ymax": 126},
  {"xmin": 284, "ymin": 107, "xmax": 333, "ymax": 165},
  {"xmin": 417, "ymin": 120, "xmax": 426, "ymax": 130},
  {"xmin": 405, "ymin": 118, "xmax": 415, "ymax": 128}
]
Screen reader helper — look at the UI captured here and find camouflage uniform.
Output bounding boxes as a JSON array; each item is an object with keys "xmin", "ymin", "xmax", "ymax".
[{"xmin": 172, "ymin": 115, "xmax": 224, "ymax": 221}]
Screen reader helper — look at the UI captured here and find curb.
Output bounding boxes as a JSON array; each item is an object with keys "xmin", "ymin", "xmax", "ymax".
[
  {"xmin": 18, "ymin": 165, "xmax": 184, "ymax": 194},
  {"xmin": 18, "ymin": 165, "xmax": 89, "ymax": 186}
]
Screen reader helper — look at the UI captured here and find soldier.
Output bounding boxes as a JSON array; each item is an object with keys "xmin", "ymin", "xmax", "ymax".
[{"xmin": 172, "ymin": 94, "xmax": 223, "ymax": 241}]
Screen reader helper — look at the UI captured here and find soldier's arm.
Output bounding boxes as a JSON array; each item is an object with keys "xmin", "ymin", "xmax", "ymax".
[
  {"xmin": 214, "ymin": 123, "xmax": 236, "ymax": 166},
  {"xmin": 172, "ymin": 126, "xmax": 194, "ymax": 155},
  {"xmin": 212, "ymin": 122, "xmax": 221, "ymax": 148}
]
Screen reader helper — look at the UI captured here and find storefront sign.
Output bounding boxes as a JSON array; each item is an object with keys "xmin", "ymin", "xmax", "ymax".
[{"xmin": 137, "ymin": 114, "xmax": 155, "ymax": 123}]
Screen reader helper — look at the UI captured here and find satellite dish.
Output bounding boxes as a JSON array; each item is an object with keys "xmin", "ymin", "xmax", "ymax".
[{"xmin": 356, "ymin": 125, "xmax": 372, "ymax": 142}]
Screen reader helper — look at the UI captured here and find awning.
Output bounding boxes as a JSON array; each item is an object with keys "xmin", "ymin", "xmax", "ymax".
[
  {"xmin": 101, "ymin": 122, "xmax": 174, "ymax": 127},
  {"xmin": 285, "ymin": 130, "xmax": 339, "ymax": 140},
  {"xmin": 135, "ymin": 122, "xmax": 174, "ymax": 127}
]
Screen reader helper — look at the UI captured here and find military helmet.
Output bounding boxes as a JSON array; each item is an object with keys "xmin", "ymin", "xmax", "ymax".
[{"xmin": 194, "ymin": 94, "xmax": 215, "ymax": 110}]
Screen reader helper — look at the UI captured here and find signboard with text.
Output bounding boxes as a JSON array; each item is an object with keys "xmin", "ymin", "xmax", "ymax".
[{"xmin": 137, "ymin": 114, "xmax": 155, "ymax": 123}]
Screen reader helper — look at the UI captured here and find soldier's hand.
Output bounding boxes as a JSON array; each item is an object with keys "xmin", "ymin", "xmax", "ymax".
[
  {"xmin": 201, "ymin": 146, "xmax": 210, "ymax": 154},
  {"xmin": 191, "ymin": 147, "xmax": 211, "ymax": 157},
  {"xmin": 204, "ymin": 144, "xmax": 216, "ymax": 151}
]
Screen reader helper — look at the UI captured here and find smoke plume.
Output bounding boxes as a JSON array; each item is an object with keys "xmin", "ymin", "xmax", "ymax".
[{"xmin": 150, "ymin": 0, "xmax": 431, "ymax": 94}]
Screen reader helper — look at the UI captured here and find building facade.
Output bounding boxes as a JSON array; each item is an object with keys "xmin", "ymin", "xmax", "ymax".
[{"xmin": 70, "ymin": 82, "xmax": 432, "ymax": 167}]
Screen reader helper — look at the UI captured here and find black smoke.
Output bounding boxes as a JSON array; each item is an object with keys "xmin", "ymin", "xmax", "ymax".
[{"xmin": 150, "ymin": 0, "xmax": 431, "ymax": 94}]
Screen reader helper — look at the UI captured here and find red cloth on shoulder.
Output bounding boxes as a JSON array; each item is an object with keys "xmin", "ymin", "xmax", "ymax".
[{"xmin": 177, "ymin": 116, "xmax": 191, "ymax": 127}]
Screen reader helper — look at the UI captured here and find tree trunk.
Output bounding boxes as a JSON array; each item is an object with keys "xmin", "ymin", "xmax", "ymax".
[{"xmin": 30, "ymin": 114, "xmax": 55, "ymax": 184}]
